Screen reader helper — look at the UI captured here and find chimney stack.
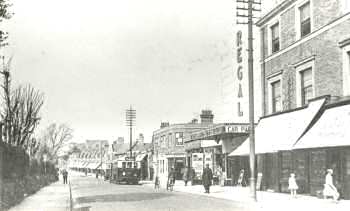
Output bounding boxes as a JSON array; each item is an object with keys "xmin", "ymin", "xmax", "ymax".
[
  {"xmin": 160, "ymin": 122, "xmax": 170, "ymax": 129},
  {"xmin": 200, "ymin": 110, "xmax": 214, "ymax": 124}
]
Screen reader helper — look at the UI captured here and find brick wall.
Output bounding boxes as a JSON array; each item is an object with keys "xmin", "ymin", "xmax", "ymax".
[
  {"xmin": 281, "ymin": 5, "xmax": 296, "ymax": 49},
  {"xmin": 313, "ymin": 0, "xmax": 342, "ymax": 31},
  {"xmin": 262, "ymin": 19, "xmax": 350, "ymax": 112}
]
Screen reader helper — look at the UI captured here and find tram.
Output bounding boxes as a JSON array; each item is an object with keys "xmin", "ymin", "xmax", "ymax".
[{"xmin": 111, "ymin": 156, "xmax": 141, "ymax": 184}]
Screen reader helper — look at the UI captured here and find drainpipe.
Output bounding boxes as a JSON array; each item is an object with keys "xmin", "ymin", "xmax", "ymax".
[{"xmin": 261, "ymin": 27, "xmax": 267, "ymax": 116}]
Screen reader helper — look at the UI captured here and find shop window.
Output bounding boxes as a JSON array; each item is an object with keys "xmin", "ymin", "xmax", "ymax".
[
  {"xmin": 175, "ymin": 132, "xmax": 184, "ymax": 146},
  {"xmin": 300, "ymin": 68, "xmax": 313, "ymax": 106},
  {"xmin": 271, "ymin": 23, "xmax": 280, "ymax": 53},
  {"xmin": 300, "ymin": 2, "xmax": 311, "ymax": 37}
]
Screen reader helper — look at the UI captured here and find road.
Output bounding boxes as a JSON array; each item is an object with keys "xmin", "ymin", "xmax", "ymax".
[{"xmin": 70, "ymin": 173, "xmax": 250, "ymax": 211}]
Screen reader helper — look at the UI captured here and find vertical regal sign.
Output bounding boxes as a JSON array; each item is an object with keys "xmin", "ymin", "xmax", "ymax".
[{"xmin": 236, "ymin": 30, "xmax": 244, "ymax": 117}]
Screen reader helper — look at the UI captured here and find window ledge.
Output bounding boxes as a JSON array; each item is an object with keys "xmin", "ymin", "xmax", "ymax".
[{"xmin": 339, "ymin": 37, "xmax": 350, "ymax": 48}]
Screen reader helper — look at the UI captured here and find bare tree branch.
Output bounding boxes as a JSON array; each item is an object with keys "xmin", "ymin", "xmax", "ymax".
[{"xmin": 40, "ymin": 123, "xmax": 74, "ymax": 160}]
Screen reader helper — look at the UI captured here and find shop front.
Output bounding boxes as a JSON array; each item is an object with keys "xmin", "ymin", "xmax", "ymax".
[
  {"xmin": 293, "ymin": 101, "xmax": 350, "ymax": 199},
  {"xmin": 166, "ymin": 154, "xmax": 186, "ymax": 180},
  {"xmin": 230, "ymin": 98, "xmax": 326, "ymax": 192},
  {"xmin": 185, "ymin": 123, "xmax": 250, "ymax": 185}
]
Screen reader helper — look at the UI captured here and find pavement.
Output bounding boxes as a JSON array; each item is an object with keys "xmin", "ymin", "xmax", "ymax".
[
  {"xmin": 7, "ymin": 171, "xmax": 350, "ymax": 211},
  {"xmin": 70, "ymin": 172, "xmax": 246, "ymax": 211},
  {"xmin": 7, "ymin": 178, "xmax": 71, "ymax": 211},
  {"xmin": 142, "ymin": 179, "xmax": 350, "ymax": 211}
]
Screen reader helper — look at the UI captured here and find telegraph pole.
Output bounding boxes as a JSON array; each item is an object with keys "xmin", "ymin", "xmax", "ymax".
[
  {"xmin": 236, "ymin": 0, "xmax": 261, "ymax": 201},
  {"xmin": 126, "ymin": 106, "xmax": 136, "ymax": 158},
  {"xmin": 100, "ymin": 141, "xmax": 103, "ymax": 174}
]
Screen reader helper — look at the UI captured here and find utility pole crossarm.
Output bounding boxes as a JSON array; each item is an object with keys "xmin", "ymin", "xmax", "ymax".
[{"xmin": 125, "ymin": 106, "xmax": 136, "ymax": 158}]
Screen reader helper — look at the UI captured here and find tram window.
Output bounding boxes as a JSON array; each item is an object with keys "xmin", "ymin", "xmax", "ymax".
[
  {"xmin": 122, "ymin": 162, "xmax": 126, "ymax": 169},
  {"xmin": 127, "ymin": 162, "xmax": 132, "ymax": 168},
  {"xmin": 134, "ymin": 162, "xmax": 137, "ymax": 168}
]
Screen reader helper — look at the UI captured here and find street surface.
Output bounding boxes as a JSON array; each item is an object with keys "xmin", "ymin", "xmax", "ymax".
[{"xmin": 70, "ymin": 172, "xmax": 249, "ymax": 211}]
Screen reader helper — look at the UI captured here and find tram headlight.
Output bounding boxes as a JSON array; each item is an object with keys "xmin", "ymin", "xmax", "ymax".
[
  {"xmin": 122, "ymin": 171, "xmax": 126, "ymax": 176},
  {"xmin": 134, "ymin": 173, "xmax": 137, "ymax": 177}
]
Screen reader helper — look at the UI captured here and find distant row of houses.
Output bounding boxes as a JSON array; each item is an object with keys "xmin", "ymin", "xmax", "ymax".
[{"xmin": 68, "ymin": 136, "xmax": 152, "ymax": 180}]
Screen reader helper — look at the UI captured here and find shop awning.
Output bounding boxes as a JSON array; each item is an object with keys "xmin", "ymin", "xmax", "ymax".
[
  {"xmin": 293, "ymin": 103, "xmax": 350, "ymax": 149},
  {"xmin": 102, "ymin": 162, "xmax": 110, "ymax": 170},
  {"xmin": 201, "ymin": 140, "xmax": 221, "ymax": 148},
  {"xmin": 136, "ymin": 153, "xmax": 147, "ymax": 162},
  {"xmin": 78, "ymin": 161, "xmax": 88, "ymax": 168},
  {"xmin": 86, "ymin": 161, "xmax": 96, "ymax": 169},
  {"xmin": 230, "ymin": 98, "xmax": 326, "ymax": 156},
  {"xmin": 94, "ymin": 162, "xmax": 102, "ymax": 169}
]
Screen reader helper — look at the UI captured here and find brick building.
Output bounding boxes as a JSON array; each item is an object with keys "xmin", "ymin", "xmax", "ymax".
[
  {"xmin": 152, "ymin": 110, "xmax": 214, "ymax": 186},
  {"xmin": 258, "ymin": 0, "xmax": 350, "ymax": 115},
  {"xmin": 230, "ymin": 0, "xmax": 350, "ymax": 198}
]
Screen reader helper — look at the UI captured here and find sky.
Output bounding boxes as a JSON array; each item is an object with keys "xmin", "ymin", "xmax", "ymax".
[{"xmin": 3, "ymin": 0, "xmax": 277, "ymax": 143}]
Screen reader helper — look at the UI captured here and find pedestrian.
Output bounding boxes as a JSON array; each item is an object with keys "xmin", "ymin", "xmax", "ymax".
[
  {"xmin": 216, "ymin": 166, "xmax": 222, "ymax": 186},
  {"xmin": 63, "ymin": 170, "xmax": 68, "ymax": 184},
  {"xmin": 190, "ymin": 168, "xmax": 196, "ymax": 185},
  {"xmin": 183, "ymin": 166, "xmax": 190, "ymax": 186},
  {"xmin": 288, "ymin": 173, "xmax": 298, "ymax": 198},
  {"xmin": 154, "ymin": 175, "xmax": 160, "ymax": 190},
  {"xmin": 167, "ymin": 167, "xmax": 176, "ymax": 191},
  {"xmin": 323, "ymin": 169, "xmax": 340, "ymax": 202},
  {"xmin": 202, "ymin": 164, "xmax": 213, "ymax": 193}
]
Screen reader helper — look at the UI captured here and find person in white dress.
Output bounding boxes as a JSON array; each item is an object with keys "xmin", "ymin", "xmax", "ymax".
[
  {"xmin": 323, "ymin": 169, "xmax": 339, "ymax": 202},
  {"xmin": 288, "ymin": 173, "xmax": 298, "ymax": 198}
]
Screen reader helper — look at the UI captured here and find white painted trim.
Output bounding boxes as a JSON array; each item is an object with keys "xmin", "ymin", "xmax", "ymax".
[
  {"xmin": 266, "ymin": 15, "xmax": 282, "ymax": 56},
  {"xmin": 295, "ymin": 0, "xmax": 313, "ymax": 40},
  {"xmin": 292, "ymin": 55, "xmax": 316, "ymax": 67},
  {"xmin": 262, "ymin": 13, "xmax": 350, "ymax": 64},
  {"xmin": 267, "ymin": 69, "xmax": 283, "ymax": 80},
  {"xmin": 342, "ymin": 44, "xmax": 350, "ymax": 96},
  {"xmin": 295, "ymin": 58, "xmax": 315, "ymax": 107},
  {"xmin": 268, "ymin": 72, "xmax": 283, "ymax": 114}
]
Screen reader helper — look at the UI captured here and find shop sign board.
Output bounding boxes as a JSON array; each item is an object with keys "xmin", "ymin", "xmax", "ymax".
[
  {"xmin": 204, "ymin": 153, "xmax": 213, "ymax": 170},
  {"xmin": 192, "ymin": 153, "xmax": 204, "ymax": 176},
  {"xmin": 188, "ymin": 124, "xmax": 250, "ymax": 141}
]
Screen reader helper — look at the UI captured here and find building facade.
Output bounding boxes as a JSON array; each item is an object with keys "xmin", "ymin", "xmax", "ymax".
[
  {"xmin": 152, "ymin": 110, "xmax": 214, "ymax": 185},
  {"xmin": 258, "ymin": 0, "xmax": 350, "ymax": 115},
  {"xmin": 229, "ymin": 0, "xmax": 350, "ymax": 199}
]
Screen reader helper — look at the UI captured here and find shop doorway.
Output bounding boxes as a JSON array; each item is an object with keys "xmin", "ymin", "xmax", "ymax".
[{"xmin": 175, "ymin": 159, "xmax": 184, "ymax": 179}]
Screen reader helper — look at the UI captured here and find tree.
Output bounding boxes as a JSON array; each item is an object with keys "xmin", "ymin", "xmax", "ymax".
[
  {"xmin": 0, "ymin": 0, "xmax": 13, "ymax": 47},
  {"xmin": 10, "ymin": 85, "xmax": 44, "ymax": 146},
  {"xmin": 40, "ymin": 123, "xmax": 74, "ymax": 159},
  {"xmin": 0, "ymin": 61, "xmax": 44, "ymax": 146}
]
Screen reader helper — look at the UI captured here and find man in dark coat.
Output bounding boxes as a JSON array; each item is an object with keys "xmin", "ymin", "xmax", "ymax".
[
  {"xmin": 202, "ymin": 164, "xmax": 213, "ymax": 193},
  {"xmin": 183, "ymin": 166, "xmax": 190, "ymax": 186},
  {"xmin": 62, "ymin": 170, "xmax": 68, "ymax": 184},
  {"xmin": 167, "ymin": 167, "xmax": 176, "ymax": 191}
]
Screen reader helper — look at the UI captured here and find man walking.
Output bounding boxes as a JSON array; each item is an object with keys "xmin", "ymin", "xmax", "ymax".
[
  {"xmin": 183, "ymin": 166, "xmax": 190, "ymax": 186},
  {"xmin": 202, "ymin": 164, "xmax": 213, "ymax": 193},
  {"xmin": 63, "ymin": 169, "xmax": 68, "ymax": 184}
]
